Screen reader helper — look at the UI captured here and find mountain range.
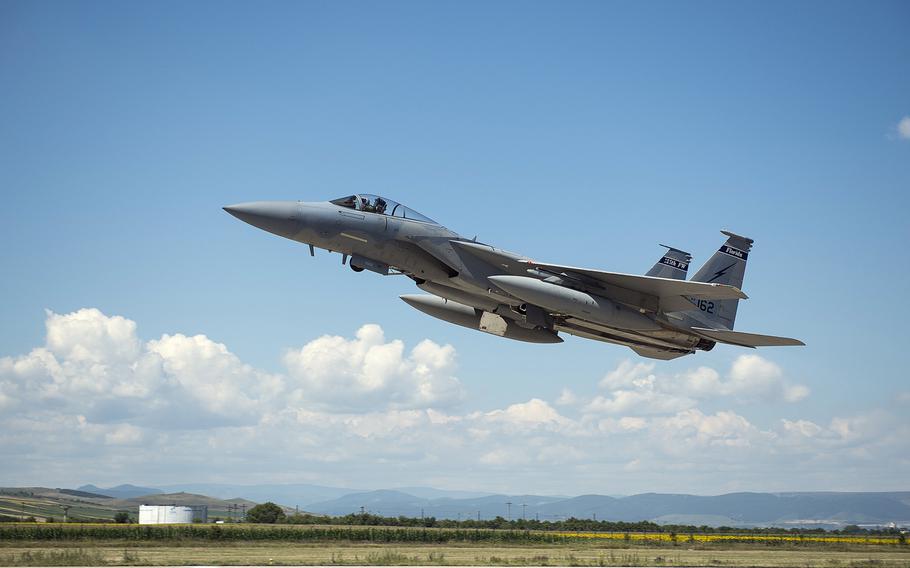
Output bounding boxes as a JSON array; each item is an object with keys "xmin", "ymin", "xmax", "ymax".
[
  {"xmin": 305, "ymin": 490, "xmax": 910, "ymax": 528},
  {"xmin": 77, "ymin": 484, "xmax": 163, "ymax": 499},
  {"xmin": 74, "ymin": 483, "xmax": 910, "ymax": 528}
]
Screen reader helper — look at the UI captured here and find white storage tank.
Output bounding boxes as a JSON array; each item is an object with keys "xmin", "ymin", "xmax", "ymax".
[{"xmin": 138, "ymin": 505, "xmax": 207, "ymax": 524}]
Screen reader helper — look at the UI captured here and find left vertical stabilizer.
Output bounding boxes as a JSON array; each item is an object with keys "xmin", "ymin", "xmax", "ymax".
[{"xmin": 645, "ymin": 245, "xmax": 691, "ymax": 279}]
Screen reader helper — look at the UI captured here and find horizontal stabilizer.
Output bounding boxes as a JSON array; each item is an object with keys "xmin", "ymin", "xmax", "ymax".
[{"xmin": 691, "ymin": 327, "xmax": 805, "ymax": 348}]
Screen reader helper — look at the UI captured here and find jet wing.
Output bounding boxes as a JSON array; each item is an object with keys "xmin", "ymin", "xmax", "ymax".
[
  {"xmin": 525, "ymin": 262, "xmax": 748, "ymax": 301},
  {"xmin": 690, "ymin": 327, "xmax": 805, "ymax": 347},
  {"xmin": 449, "ymin": 240, "xmax": 530, "ymax": 275},
  {"xmin": 451, "ymin": 241, "xmax": 746, "ymax": 298}
]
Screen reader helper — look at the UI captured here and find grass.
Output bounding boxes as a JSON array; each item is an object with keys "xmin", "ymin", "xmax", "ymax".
[
  {"xmin": 0, "ymin": 541, "xmax": 909, "ymax": 567},
  {"xmin": 2, "ymin": 523, "xmax": 905, "ymax": 546},
  {"xmin": 0, "ymin": 524, "xmax": 906, "ymax": 566}
]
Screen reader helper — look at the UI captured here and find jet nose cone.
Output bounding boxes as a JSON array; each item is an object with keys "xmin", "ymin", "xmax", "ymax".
[{"xmin": 222, "ymin": 201, "xmax": 300, "ymax": 237}]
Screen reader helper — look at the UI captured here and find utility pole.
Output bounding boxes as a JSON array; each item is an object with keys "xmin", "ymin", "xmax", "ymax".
[
  {"xmin": 521, "ymin": 503, "xmax": 527, "ymax": 520},
  {"xmin": 505, "ymin": 502, "xmax": 512, "ymax": 521},
  {"xmin": 360, "ymin": 505, "xmax": 365, "ymax": 516},
  {"xmin": 61, "ymin": 505, "xmax": 71, "ymax": 523},
  {"xmin": 477, "ymin": 510, "xmax": 480, "ymax": 522},
  {"xmin": 240, "ymin": 504, "xmax": 246, "ymax": 522}
]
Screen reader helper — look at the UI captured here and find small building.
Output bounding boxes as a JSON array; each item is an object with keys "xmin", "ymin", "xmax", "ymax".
[{"xmin": 138, "ymin": 504, "xmax": 207, "ymax": 524}]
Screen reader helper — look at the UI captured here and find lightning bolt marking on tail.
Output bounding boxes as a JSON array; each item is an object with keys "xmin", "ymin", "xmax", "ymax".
[{"xmin": 707, "ymin": 262, "xmax": 736, "ymax": 283}]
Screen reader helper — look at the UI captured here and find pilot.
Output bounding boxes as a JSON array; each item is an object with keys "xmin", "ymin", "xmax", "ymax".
[{"xmin": 374, "ymin": 198, "xmax": 388, "ymax": 214}]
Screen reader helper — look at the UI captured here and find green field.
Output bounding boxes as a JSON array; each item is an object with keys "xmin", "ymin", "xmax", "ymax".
[
  {"xmin": 0, "ymin": 523, "xmax": 908, "ymax": 567},
  {"xmin": 1, "ymin": 523, "xmax": 906, "ymax": 546}
]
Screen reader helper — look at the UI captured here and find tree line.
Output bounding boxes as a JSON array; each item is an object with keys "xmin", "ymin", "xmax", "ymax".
[{"xmin": 243, "ymin": 503, "xmax": 905, "ymax": 536}]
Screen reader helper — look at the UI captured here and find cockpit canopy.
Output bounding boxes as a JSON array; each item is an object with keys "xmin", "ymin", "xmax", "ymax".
[{"xmin": 330, "ymin": 194, "xmax": 437, "ymax": 224}]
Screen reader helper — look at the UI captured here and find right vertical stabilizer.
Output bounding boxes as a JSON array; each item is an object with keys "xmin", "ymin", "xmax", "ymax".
[{"xmin": 687, "ymin": 231, "xmax": 753, "ymax": 329}]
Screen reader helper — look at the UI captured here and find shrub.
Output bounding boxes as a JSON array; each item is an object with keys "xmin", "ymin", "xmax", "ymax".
[{"xmin": 245, "ymin": 502, "xmax": 286, "ymax": 524}]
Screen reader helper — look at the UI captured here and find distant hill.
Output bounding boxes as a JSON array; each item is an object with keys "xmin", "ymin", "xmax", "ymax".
[
  {"xmin": 81, "ymin": 482, "xmax": 495, "ymax": 509},
  {"xmin": 77, "ymin": 484, "xmax": 163, "ymax": 499},
  {"xmin": 8, "ymin": 484, "xmax": 909, "ymax": 528},
  {"xmin": 0, "ymin": 487, "xmax": 266, "ymax": 522},
  {"xmin": 307, "ymin": 490, "xmax": 566, "ymax": 520},
  {"xmin": 307, "ymin": 490, "xmax": 910, "ymax": 528},
  {"xmin": 157, "ymin": 483, "xmax": 359, "ymax": 509},
  {"xmin": 109, "ymin": 492, "xmax": 263, "ymax": 519},
  {"xmin": 392, "ymin": 487, "xmax": 497, "ymax": 500},
  {"xmin": 58, "ymin": 488, "xmax": 113, "ymax": 499}
]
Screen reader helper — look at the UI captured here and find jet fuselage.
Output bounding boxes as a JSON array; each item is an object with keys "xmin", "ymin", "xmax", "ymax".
[{"xmin": 224, "ymin": 196, "xmax": 803, "ymax": 359}]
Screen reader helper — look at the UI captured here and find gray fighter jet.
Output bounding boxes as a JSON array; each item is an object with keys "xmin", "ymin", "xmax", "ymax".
[{"xmin": 224, "ymin": 195, "xmax": 803, "ymax": 360}]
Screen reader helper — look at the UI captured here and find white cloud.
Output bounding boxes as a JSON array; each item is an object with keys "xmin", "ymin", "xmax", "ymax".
[
  {"xmin": 781, "ymin": 419, "xmax": 823, "ymax": 438},
  {"xmin": 661, "ymin": 409, "xmax": 759, "ymax": 447},
  {"xmin": 599, "ymin": 360, "xmax": 655, "ymax": 390},
  {"xmin": 44, "ymin": 308, "xmax": 141, "ymax": 364},
  {"xmin": 483, "ymin": 398, "xmax": 569, "ymax": 430},
  {"xmin": 283, "ymin": 324, "xmax": 463, "ymax": 412},
  {"xmin": 583, "ymin": 356, "xmax": 809, "ymax": 416},
  {"xmin": 0, "ymin": 310, "xmax": 458, "ymax": 429},
  {"xmin": 1, "ymin": 308, "xmax": 907, "ymax": 494},
  {"xmin": 104, "ymin": 423, "xmax": 143, "ymax": 446},
  {"xmin": 897, "ymin": 116, "xmax": 910, "ymax": 140},
  {"xmin": 556, "ymin": 388, "xmax": 578, "ymax": 406},
  {"xmin": 585, "ymin": 389, "xmax": 696, "ymax": 415},
  {"xmin": 596, "ymin": 416, "xmax": 649, "ymax": 434}
]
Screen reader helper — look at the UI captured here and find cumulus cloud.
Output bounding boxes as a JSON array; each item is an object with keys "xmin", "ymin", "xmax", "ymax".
[
  {"xmin": 1, "ymin": 308, "xmax": 906, "ymax": 494},
  {"xmin": 583, "ymin": 356, "xmax": 809, "ymax": 416},
  {"xmin": 0, "ymin": 308, "xmax": 282, "ymax": 429},
  {"xmin": 555, "ymin": 388, "xmax": 578, "ymax": 406},
  {"xmin": 0, "ymin": 309, "xmax": 460, "ymax": 428},
  {"xmin": 657, "ymin": 409, "xmax": 761, "ymax": 449},
  {"xmin": 727, "ymin": 355, "xmax": 809, "ymax": 403},
  {"xmin": 483, "ymin": 398, "xmax": 568, "ymax": 428},
  {"xmin": 283, "ymin": 324, "xmax": 463, "ymax": 411},
  {"xmin": 781, "ymin": 419, "xmax": 823, "ymax": 438},
  {"xmin": 897, "ymin": 116, "xmax": 910, "ymax": 140}
]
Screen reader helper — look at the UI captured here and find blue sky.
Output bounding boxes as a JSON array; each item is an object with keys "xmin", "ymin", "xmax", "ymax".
[{"xmin": 1, "ymin": 0, "xmax": 908, "ymax": 494}]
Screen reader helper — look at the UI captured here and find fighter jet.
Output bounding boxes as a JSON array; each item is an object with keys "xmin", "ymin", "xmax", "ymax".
[{"xmin": 224, "ymin": 195, "xmax": 803, "ymax": 360}]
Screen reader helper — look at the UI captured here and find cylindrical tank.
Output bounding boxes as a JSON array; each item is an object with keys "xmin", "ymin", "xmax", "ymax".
[
  {"xmin": 399, "ymin": 294, "xmax": 562, "ymax": 343},
  {"xmin": 138, "ymin": 505, "xmax": 206, "ymax": 524}
]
